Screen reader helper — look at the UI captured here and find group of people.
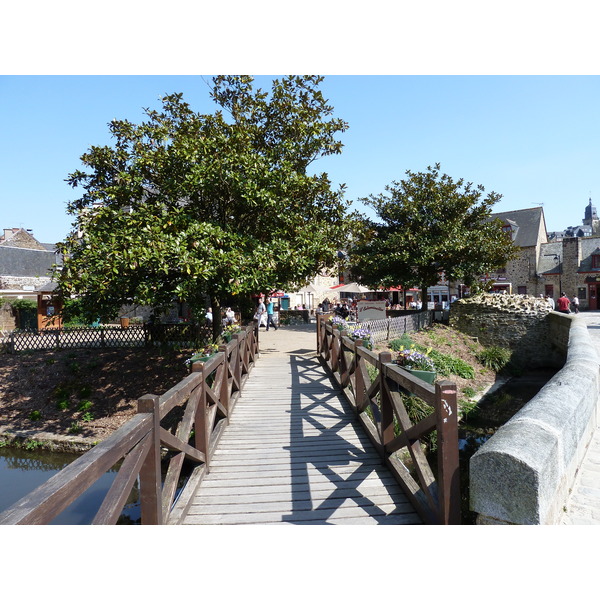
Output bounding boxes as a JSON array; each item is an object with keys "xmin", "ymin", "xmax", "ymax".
[
  {"xmin": 254, "ymin": 296, "xmax": 278, "ymax": 331},
  {"xmin": 204, "ymin": 306, "xmax": 237, "ymax": 328},
  {"xmin": 541, "ymin": 293, "xmax": 579, "ymax": 314}
]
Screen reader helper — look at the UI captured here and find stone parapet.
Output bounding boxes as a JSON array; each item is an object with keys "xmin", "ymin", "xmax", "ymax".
[{"xmin": 469, "ymin": 315, "xmax": 600, "ymax": 524}]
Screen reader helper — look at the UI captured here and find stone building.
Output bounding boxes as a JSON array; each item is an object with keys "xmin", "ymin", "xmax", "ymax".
[
  {"xmin": 0, "ymin": 228, "xmax": 61, "ymax": 297},
  {"xmin": 484, "ymin": 207, "xmax": 548, "ymax": 296},
  {"xmin": 485, "ymin": 200, "xmax": 600, "ymax": 309}
]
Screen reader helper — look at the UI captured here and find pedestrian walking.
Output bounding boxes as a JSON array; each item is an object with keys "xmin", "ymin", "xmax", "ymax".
[
  {"xmin": 265, "ymin": 297, "xmax": 278, "ymax": 331},
  {"xmin": 205, "ymin": 307, "xmax": 213, "ymax": 328},
  {"xmin": 254, "ymin": 296, "xmax": 266, "ymax": 327},
  {"xmin": 572, "ymin": 295, "xmax": 580, "ymax": 314},
  {"xmin": 556, "ymin": 293, "xmax": 571, "ymax": 314}
]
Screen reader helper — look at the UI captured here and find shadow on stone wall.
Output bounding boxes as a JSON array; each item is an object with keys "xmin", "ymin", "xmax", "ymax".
[{"xmin": 449, "ymin": 293, "xmax": 565, "ymax": 370}]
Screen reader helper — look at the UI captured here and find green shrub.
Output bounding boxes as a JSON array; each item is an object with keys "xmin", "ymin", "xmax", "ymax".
[
  {"xmin": 76, "ymin": 400, "xmax": 93, "ymax": 412},
  {"xmin": 29, "ymin": 410, "xmax": 43, "ymax": 421},
  {"xmin": 477, "ymin": 346, "xmax": 512, "ymax": 372},
  {"xmin": 389, "ymin": 334, "xmax": 414, "ymax": 352},
  {"xmin": 462, "ymin": 386, "xmax": 476, "ymax": 398},
  {"xmin": 411, "ymin": 344, "xmax": 475, "ymax": 379},
  {"xmin": 69, "ymin": 421, "xmax": 82, "ymax": 434}
]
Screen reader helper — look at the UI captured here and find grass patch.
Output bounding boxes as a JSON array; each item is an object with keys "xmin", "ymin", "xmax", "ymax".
[{"xmin": 477, "ymin": 346, "xmax": 512, "ymax": 372}]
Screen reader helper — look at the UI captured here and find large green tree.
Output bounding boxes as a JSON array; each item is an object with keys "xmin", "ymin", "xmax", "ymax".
[
  {"xmin": 349, "ymin": 164, "xmax": 518, "ymax": 306},
  {"xmin": 57, "ymin": 76, "xmax": 352, "ymax": 338}
]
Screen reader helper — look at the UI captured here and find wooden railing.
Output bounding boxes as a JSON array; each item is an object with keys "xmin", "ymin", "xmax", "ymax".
[
  {"xmin": 0, "ymin": 323, "xmax": 259, "ymax": 525},
  {"xmin": 316, "ymin": 314, "xmax": 460, "ymax": 525}
]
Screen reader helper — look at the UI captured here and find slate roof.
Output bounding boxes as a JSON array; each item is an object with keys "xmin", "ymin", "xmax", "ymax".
[
  {"xmin": 490, "ymin": 207, "xmax": 547, "ymax": 248},
  {"xmin": 0, "ymin": 245, "xmax": 61, "ymax": 277}
]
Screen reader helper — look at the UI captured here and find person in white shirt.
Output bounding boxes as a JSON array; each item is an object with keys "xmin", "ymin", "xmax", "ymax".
[
  {"xmin": 572, "ymin": 295, "xmax": 579, "ymax": 314},
  {"xmin": 225, "ymin": 307, "xmax": 236, "ymax": 325}
]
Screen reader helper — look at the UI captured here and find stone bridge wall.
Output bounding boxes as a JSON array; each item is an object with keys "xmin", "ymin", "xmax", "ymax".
[{"xmin": 469, "ymin": 313, "xmax": 600, "ymax": 524}]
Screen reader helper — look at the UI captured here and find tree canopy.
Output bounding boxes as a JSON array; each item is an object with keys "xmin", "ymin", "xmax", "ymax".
[
  {"xmin": 349, "ymin": 164, "xmax": 518, "ymax": 303},
  {"xmin": 57, "ymin": 76, "xmax": 352, "ymax": 334}
]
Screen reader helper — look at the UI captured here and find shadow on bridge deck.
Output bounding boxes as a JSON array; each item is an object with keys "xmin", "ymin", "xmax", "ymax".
[{"xmin": 181, "ymin": 327, "xmax": 421, "ymax": 525}]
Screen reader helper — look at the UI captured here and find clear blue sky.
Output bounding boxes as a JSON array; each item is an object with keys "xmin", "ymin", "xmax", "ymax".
[{"xmin": 2, "ymin": 75, "xmax": 599, "ymax": 244}]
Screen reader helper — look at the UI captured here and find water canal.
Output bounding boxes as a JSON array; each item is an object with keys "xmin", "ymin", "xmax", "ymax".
[
  {"xmin": 0, "ymin": 446, "xmax": 141, "ymax": 524},
  {"xmin": 457, "ymin": 367, "xmax": 559, "ymax": 523}
]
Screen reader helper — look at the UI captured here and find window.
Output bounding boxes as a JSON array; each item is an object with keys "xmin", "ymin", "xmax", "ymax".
[
  {"xmin": 517, "ymin": 286, "xmax": 527, "ymax": 295},
  {"xmin": 592, "ymin": 255, "xmax": 600, "ymax": 268},
  {"xmin": 545, "ymin": 285, "xmax": 554, "ymax": 297},
  {"xmin": 578, "ymin": 287, "xmax": 587, "ymax": 300}
]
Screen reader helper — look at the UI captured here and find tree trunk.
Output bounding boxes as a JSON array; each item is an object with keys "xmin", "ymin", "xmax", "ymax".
[
  {"xmin": 421, "ymin": 285, "xmax": 428, "ymax": 312},
  {"xmin": 210, "ymin": 296, "xmax": 221, "ymax": 341}
]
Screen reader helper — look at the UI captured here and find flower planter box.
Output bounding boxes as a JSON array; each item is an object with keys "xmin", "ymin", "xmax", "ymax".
[
  {"xmin": 399, "ymin": 366, "xmax": 437, "ymax": 385},
  {"xmin": 188, "ymin": 353, "xmax": 217, "ymax": 368}
]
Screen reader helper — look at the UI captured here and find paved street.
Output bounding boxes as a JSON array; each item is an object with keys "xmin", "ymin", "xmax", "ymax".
[{"xmin": 561, "ymin": 311, "xmax": 600, "ymax": 525}]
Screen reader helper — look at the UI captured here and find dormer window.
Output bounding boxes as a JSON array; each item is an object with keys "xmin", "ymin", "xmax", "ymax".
[
  {"xmin": 593, "ymin": 255, "xmax": 600, "ymax": 269},
  {"xmin": 501, "ymin": 219, "xmax": 519, "ymax": 241}
]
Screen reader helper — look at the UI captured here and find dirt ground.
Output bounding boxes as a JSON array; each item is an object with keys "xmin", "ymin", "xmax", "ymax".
[
  {"xmin": 0, "ymin": 347, "xmax": 189, "ymax": 445},
  {"xmin": 375, "ymin": 322, "xmax": 499, "ymax": 406}
]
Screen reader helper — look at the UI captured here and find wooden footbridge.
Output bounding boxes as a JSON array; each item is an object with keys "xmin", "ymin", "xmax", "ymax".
[{"xmin": 0, "ymin": 317, "xmax": 460, "ymax": 525}]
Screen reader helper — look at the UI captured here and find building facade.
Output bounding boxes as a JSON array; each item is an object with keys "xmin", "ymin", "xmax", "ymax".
[{"xmin": 486, "ymin": 201, "xmax": 600, "ymax": 309}]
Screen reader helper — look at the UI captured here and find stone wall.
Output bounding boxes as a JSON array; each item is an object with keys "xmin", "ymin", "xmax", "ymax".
[
  {"xmin": 0, "ymin": 275, "xmax": 51, "ymax": 290},
  {"xmin": 470, "ymin": 314, "xmax": 600, "ymax": 524},
  {"xmin": 449, "ymin": 293, "xmax": 561, "ymax": 368}
]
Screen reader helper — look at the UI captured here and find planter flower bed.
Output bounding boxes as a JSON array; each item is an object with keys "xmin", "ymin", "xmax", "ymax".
[
  {"xmin": 395, "ymin": 345, "xmax": 436, "ymax": 383},
  {"xmin": 186, "ymin": 343, "xmax": 219, "ymax": 368}
]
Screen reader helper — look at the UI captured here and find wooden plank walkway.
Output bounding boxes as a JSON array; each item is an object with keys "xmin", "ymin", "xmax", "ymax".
[{"xmin": 182, "ymin": 325, "xmax": 422, "ymax": 525}]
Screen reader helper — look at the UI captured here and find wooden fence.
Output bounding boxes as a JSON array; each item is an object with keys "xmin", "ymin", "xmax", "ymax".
[
  {"xmin": 316, "ymin": 314, "xmax": 461, "ymax": 525},
  {"xmin": 1, "ymin": 323, "xmax": 212, "ymax": 353},
  {"xmin": 356, "ymin": 311, "xmax": 433, "ymax": 344},
  {"xmin": 0, "ymin": 323, "xmax": 259, "ymax": 525}
]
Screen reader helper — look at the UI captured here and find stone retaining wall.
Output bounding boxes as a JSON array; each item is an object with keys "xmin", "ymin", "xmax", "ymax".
[
  {"xmin": 469, "ymin": 314, "xmax": 600, "ymax": 524},
  {"xmin": 449, "ymin": 294, "xmax": 563, "ymax": 368}
]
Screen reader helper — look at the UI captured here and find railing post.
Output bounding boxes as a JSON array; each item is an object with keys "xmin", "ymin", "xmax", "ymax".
[
  {"xmin": 379, "ymin": 351, "xmax": 394, "ymax": 448},
  {"xmin": 191, "ymin": 362, "xmax": 210, "ymax": 471},
  {"xmin": 137, "ymin": 393, "xmax": 163, "ymax": 525},
  {"xmin": 316, "ymin": 313, "xmax": 324, "ymax": 354},
  {"xmin": 232, "ymin": 335, "xmax": 242, "ymax": 390},
  {"xmin": 435, "ymin": 380, "xmax": 460, "ymax": 524},
  {"xmin": 353, "ymin": 340, "xmax": 365, "ymax": 412},
  {"xmin": 218, "ymin": 345, "xmax": 230, "ymax": 419}
]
